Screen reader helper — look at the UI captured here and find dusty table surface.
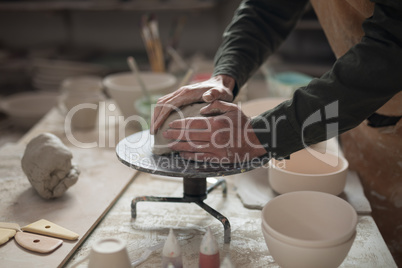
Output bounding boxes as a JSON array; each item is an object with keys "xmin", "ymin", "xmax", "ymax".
[
  {"xmin": 65, "ymin": 172, "xmax": 397, "ymax": 268},
  {"xmin": 0, "ymin": 103, "xmax": 137, "ymax": 267},
  {"xmin": 2, "ymin": 98, "xmax": 397, "ymax": 267}
]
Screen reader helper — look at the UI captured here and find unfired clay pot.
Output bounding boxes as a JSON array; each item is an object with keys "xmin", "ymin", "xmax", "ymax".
[
  {"xmin": 269, "ymin": 149, "xmax": 349, "ymax": 195},
  {"xmin": 261, "ymin": 191, "xmax": 357, "ymax": 268},
  {"xmin": 262, "ymin": 225, "xmax": 356, "ymax": 268}
]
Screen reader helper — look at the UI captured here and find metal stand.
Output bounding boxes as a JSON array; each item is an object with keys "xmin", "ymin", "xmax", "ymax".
[{"xmin": 131, "ymin": 177, "xmax": 231, "ymax": 243}]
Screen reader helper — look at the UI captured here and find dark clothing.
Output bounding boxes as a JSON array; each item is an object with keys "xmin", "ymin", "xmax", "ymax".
[{"xmin": 213, "ymin": 0, "xmax": 402, "ymax": 158}]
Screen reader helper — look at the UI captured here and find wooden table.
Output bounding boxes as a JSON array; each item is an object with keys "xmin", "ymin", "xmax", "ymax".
[
  {"xmin": 0, "ymin": 103, "xmax": 138, "ymax": 268},
  {"xmin": 61, "ymin": 167, "xmax": 397, "ymax": 268},
  {"xmin": 1, "ymin": 99, "xmax": 397, "ymax": 267}
]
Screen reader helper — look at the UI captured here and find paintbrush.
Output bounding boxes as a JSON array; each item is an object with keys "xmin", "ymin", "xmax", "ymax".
[
  {"xmin": 148, "ymin": 14, "xmax": 165, "ymax": 73},
  {"xmin": 127, "ymin": 56, "xmax": 151, "ymax": 105},
  {"xmin": 141, "ymin": 14, "xmax": 158, "ymax": 72}
]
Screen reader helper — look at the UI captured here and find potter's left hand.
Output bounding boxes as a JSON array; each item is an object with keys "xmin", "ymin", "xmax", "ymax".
[{"xmin": 162, "ymin": 100, "xmax": 268, "ymax": 163}]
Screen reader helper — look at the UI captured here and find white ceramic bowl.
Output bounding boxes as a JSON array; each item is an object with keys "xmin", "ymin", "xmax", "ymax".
[
  {"xmin": 262, "ymin": 224, "xmax": 356, "ymax": 268},
  {"xmin": 103, "ymin": 72, "xmax": 177, "ymax": 118},
  {"xmin": 261, "ymin": 191, "xmax": 357, "ymax": 248},
  {"xmin": 0, "ymin": 92, "xmax": 59, "ymax": 129},
  {"xmin": 269, "ymin": 148, "xmax": 349, "ymax": 195}
]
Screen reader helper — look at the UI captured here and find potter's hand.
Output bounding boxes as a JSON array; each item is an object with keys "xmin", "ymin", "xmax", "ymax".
[
  {"xmin": 150, "ymin": 74, "xmax": 235, "ymax": 134},
  {"xmin": 163, "ymin": 100, "xmax": 267, "ymax": 163}
]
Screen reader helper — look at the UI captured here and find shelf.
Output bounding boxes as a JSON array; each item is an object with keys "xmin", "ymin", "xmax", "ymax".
[{"xmin": 0, "ymin": 0, "xmax": 220, "ymax": 12}]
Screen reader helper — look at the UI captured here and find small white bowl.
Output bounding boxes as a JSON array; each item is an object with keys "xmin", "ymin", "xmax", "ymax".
[
  {"xmin": 103, "ymin": 72, "xmax": 177, "ymax": 118},
  {"xmin": 269, "ymin": 149, "xmax": 349, "ymax": 195},
  {"xmin": 261, "ymin": 191, "xmax": 357, "ymax": 248},
  {"xmin": 0, "ymin": 91, "xmax": 59, "ymax": 129},
  {"xmin": 262, "ymin": 224, "xmax": 356, "ymax": 268}
]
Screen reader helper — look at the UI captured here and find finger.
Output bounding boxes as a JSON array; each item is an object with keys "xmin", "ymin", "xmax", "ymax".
[
  {"xmin": 150, "ymin": 107, "xmax": 162, "ymax": 134},
  {"xmin": 152, "ymin": 88, "xmax": 206, "ymax": 133},
  {"xmin": 151, "ymin": 105, "xmax": 173, "ymax": 134},
  {"xmin": 151, "ymin": 93, "xmax": 180, "ymax": 134},
  {"xmin": 156, "ymin": 91, "xmax": 176, "ymax": 102},
  {"xmin": 163, "ymin": 129, "xmax": 211, "ymax": 142},
  {"xmin": 152, "ymin": 93, "xmax": 175, "ymax": 116},
  {"xmin": 200, "ymin": 100, "xmax": 238, "ymax": 115},
  {"xmin": 170, "ymin": 141, "xmax": 210, "ymax": 152},
  {"xmin": 169, "ymin": 118, "xmax": 210, "ymax": 129},
  {"xmin": 152, "ymin": 102, "xmax": 184, "ymax": 134}
]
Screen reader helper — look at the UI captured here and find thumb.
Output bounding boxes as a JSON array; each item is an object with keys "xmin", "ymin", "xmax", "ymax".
[{"xmin": 202, "ymin": 88, "xmax": 231, "ymax": 102}]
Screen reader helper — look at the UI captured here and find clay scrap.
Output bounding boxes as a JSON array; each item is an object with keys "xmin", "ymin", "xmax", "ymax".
[{"xmin": 21, "ymin": 133, "xmax": 80, "ymax": 199}]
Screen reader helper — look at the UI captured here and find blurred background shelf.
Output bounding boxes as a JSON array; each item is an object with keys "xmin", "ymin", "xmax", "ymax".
[{"xmin": 0, "ymin": 0, "xmax": 222, "ymax": 12}]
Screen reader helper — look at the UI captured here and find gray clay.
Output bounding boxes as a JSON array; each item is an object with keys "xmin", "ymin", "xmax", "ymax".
[
  {"xmin": 152, "ymin": 102, "xmax": 208, "ymax": 155},
  {"xmin": 21, "ymin": 133, "xmax": 80, "ymax": 199}
]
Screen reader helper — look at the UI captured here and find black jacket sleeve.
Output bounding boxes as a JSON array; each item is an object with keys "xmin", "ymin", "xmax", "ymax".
[
  {"xmin": 213, "ymin": 0, "xmax": 309, "ymax": 96},
  {"xmin": 213, "ymin": 0, "xmax": 402, "ymax": 158},
  {"xmin": 252, "ymin": 1, "xmax": 402, "ymax": 158}
]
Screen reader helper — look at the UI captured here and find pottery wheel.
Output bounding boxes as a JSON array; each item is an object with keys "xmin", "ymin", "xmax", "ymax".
[
  {"xmin": 116, "ymin": 130, "xmax": 270, "ymax": 178},
  {"xmin": 116, "ymin": 130, "xmax": 270, "ymax": 243}
]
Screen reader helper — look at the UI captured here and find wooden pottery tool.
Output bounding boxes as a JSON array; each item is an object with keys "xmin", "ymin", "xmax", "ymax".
[
  {"xmin": 15, "ymin": 232, "xmax": 63, "ymax": 254},
  {"xmin": 22, "ymin": 219, "xmax": 79, "ymax": 240},
  {"xmin": 0, "ymin": 228, "xmax": 17, "ymax": 245},
  {"xmin": 0, "ymin": 222, "xmax": 21, "ymax": 231}
]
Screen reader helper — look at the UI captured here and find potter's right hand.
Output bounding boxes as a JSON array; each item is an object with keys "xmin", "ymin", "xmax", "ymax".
[{"xmin": 150, "ymin": 74, "xmax": 235, "ymax": 134}]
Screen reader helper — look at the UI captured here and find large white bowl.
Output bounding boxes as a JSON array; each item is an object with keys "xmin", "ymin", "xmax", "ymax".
[
  {"xmin": 262, "ymin": 224, "xmax": 356, "ymax": 268},
  {"xmin": 261, "ymin": 191, "xmax": 357, "ymax": 248},
  {"xmin": 0, "ymin": 91, "xmax": 59, "ymax": 129},
  {"xmin": 269, "ymin": 148, "xmax": 349, "ymax": 195},
  {"xmin": 103, "ymin": 72, "xmax": 177, "ymax": 118}
]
